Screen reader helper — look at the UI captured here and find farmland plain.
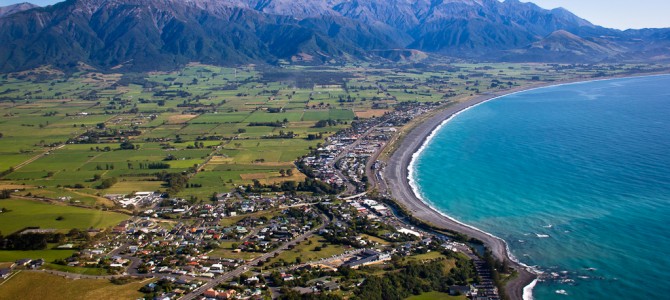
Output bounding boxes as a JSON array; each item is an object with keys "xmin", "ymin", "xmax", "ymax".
[{"xmin": 0, "ymin": 63, "xmax": 664, "ymax": 205}]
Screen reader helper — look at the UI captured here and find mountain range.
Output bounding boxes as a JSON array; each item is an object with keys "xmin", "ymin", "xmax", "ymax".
[{"xmin": 1, "ymin": 0, "xmax": 669, "ymax": 72}]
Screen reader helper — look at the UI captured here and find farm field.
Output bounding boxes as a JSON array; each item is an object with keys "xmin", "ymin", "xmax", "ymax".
[{"xmin": 0, "ymin": 62, "xmax": 660, "ymax": 208}]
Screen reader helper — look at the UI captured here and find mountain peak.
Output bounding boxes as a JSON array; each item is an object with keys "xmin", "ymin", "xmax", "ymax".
[
  {"xmin": 0, "ymin": 2, "xmax": 38, "ymax": 18},
  {"xmin": 0, "ymin": 0, "xmax": 667, "ymax": 72}
]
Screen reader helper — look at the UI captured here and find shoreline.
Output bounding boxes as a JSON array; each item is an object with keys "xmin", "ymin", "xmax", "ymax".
[{"xmin": 382, "ymin": 73, "xmax": 670, "ymax": 300}]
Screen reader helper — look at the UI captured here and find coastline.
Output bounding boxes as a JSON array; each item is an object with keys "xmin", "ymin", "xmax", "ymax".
[{"xmin": 382, "ymin": 73, "xmax": 670, "ymax": 300}]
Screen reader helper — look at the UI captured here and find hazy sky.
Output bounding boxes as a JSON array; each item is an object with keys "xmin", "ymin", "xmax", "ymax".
[{"xmin": 1, "ymin": 0, "xmax": 668, "ymax": 30}]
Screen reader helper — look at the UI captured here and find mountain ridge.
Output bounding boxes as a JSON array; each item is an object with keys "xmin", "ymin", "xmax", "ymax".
[
  {"xmin": 0, "ymin": 2, "xmax": 38, "ymax": 17},
  {"xmin": 0, "ymin": 0, "xmax": 668, "ymax": 72}
]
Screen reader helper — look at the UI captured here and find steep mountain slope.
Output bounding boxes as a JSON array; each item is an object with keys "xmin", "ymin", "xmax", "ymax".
[
  {"xmin": 502, "ymin": 30, "xmax": 627, "ymax": 62},
  {"xmin": 0, "ymin": 2, "xmax": 38, "ymax": 18},
  {"xmin": 0, "ymin": 0, "xmax": 668, "ymax": 72},
  {"xmin": 0, "ymin": 0, "xmax": 397, "ymax": 71}
]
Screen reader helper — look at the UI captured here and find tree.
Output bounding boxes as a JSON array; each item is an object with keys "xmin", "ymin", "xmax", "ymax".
[
  {"xmin": 279, "ymin": 169, "xmax": 286, "ymax": 177},
  {"xmin": 97, "ymin": 177, "xmax": 118, "ymax": 189},
  {"xmin": 286, "ymin": 169, "xmax": 293, "ymax": 177},
  {"xmin": 120, "ymin": 141, "xmax": 135, "ymax": 150}
]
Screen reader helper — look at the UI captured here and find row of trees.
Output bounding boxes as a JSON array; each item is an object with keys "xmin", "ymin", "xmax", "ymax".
[
  {"xmin": 248, "ymin": 121, "xmax": 287, "ymax": 127},
  {"xmin": 243, "ymin": 178, "xmax": 343, "ymax": 195},
  {"xmin": 278, "ymin": 169, "xmax": 293, "ymax": 177},
  {"xmin": 0, "ymin": 232, "xmax": 64, "ymax": 250}
]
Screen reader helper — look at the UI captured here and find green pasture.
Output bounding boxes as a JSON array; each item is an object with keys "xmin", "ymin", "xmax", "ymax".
[{"xmin": 0, "ymin": 199, "xmax": 129, "ymax": 234}]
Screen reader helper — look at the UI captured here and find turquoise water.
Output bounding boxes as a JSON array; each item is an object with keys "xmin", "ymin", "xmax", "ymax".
[{"xmin": 412, "ymin": 75, "xmax": 670, "ymax": 299}]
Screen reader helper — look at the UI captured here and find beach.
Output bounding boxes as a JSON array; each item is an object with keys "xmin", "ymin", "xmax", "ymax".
[
  {"xmin": 382, "ymin": 80, "xmax": 598, "ymax": 300},
  {"xmin": 382, "ymin": 72, "xmax": 670, "ymax": 299}
]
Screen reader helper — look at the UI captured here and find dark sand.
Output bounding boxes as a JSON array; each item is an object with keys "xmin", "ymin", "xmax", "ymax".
[
  {"xmin": 384, "ymin": 83, "xmax": 569, "ymax": 300},
  {"xmin": 383, "ymin": 73, "xmax": 669, "ymax": 299}
]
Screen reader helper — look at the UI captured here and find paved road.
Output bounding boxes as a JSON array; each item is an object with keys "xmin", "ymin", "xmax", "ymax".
[
  {"xmin": 328, "ymin": 126, "xmax": 379, "ymax": 195},
  {"xmin": 179, "ymin": 214, "xmax": 330, "ymax": 300},
  {"xmin": 13, "ymin": 144, "xmax": 65, "ymax": 170}
]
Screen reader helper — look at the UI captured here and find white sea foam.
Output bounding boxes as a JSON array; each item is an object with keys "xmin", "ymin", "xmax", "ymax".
[
  {"xmin": 405, "ymin": 74, "xmax": 670, "ymax": 300},
  {"xmin": 536, "ymin": 234, "xmax": 550, "ymax": 238},
  {"xmin": 406, "ymin": 90, "xmax": 543, "ymax": 299},
  {"xmin": 523, "ymin": 279, "xmax": 538, "ymax": 300}
]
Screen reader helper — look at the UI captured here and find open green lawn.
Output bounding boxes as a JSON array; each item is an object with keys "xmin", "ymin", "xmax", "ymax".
[
  {"xmin": 360, "ymin": 234, "xmax": 393, "ymax": 246},
  {"xmin": 0, "ymin": 249, "xmax": 75, "ymax": 263},
  {"xmin": 405, "ymin": 251, "xmax": 446, "ymax": 262},
  {"xmin": 43, "ymin": 263, "xmax": 111, "ymax": 276},
  {"xmin": 0, "ymin": 199, "xmax": 129, "ymax": 234},
  {"xmin": 209, "ymin": 248, "xmax": 263, "ymax": 261},
  {"xmin": 0, "ymin": 271, "xmax": 148, "ymax": 300},
  {"xmin": 268, "ymin": 235, "xmax": 348, "ymax": 266},
  {"xmin": 405, "ymin": 291, "xmax": 466, "ymax": 300}
]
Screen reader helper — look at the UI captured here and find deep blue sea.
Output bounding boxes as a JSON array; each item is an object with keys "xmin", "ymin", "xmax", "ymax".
[{"xmin": 411, "ymin": 75, "xmax": 670, "ymax": 299}]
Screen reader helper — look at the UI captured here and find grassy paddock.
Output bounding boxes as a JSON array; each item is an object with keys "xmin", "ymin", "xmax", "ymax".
[
  {"xmin": 0, "ymin": 249, "xmax": 75, "ymax": 263},
  {"xmin": 267, "ymin": 235, "xmax": 348, "ymax": 266},
  {"xmin": 0, "ymin": 199, "xmax": 129, "ymax": 234},
  {"xmin": 0, "ymin": 63, "xmax": 658, "ymax": 203},
  {"xmin": 0, "ymin": 271, "xmax": 148, "ymax": 300}
]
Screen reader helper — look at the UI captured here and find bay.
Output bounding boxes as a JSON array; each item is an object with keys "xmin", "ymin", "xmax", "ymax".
[{"xmin": 412, "ymin": 75, "xmax": 670, "ymax": 299}]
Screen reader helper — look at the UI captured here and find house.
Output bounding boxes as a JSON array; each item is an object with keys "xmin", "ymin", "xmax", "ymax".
[
  {"xmin": 322, "ymin": 281, "xmax": 339, "ymax": 291},
  {"xmin": 449, "ymin": 285, "xmax": 472, "ymax": 296},
  {"xmin": 203, "ymin": 288, "xmax": 236, "ymax": 300},
  {"xmin": 0, "ymin": 268, "xmax": 12, "ymax": 279},
  {"xmin": 246, "ymin": 276, "xmax": 260, "ymax": 285},
  {"xmin": 29, "ymin": 259, "xmax": 45, "ymax": 269},
  {"xmin": 216, "ymin": 290, "xmax": 236, "ymax": 299},
  {"xmin": 203, "ymin": 289, "xmax": 218, "ymax": 298},
  {"xmin": 210, "ymin": 264, "xmax": 223, "ymax": 273},
  {"xmin": 15, "ymin": 259, "xmax": 31, "ymax": 267},
  {"xmin": 342, "ymin": 249, "xmax": 391, "ymax": 269},
  {"xmin": 398, "ymin": 228, "xmax": 421, "ymax": 237}
]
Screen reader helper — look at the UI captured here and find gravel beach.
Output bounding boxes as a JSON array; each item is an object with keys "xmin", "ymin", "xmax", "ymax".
[
  {"xmin": 383, "ymin": 86, "xmax": 548, "ymax": 300},
  {"xmin": 382, "ymin": 73, "xmax": 669, "ymax": 299}
]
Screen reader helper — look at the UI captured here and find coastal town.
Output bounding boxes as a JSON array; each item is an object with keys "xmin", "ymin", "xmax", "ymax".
[
  {"xmin": 0, "ymin": 100, "xmax": 508, "ymax": 300},
  {"xmin": 3, "ymin": 0, "xmax": 670, "ymax": 299},
  {"xmin": 1, "ymin": 61, "xmax": 666, "ymax": 300}
]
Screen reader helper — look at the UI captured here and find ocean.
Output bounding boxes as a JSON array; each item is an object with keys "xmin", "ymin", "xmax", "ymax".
[{"xmin": 411, "ymin": 75, "xmax": 670, "ymax": 299}]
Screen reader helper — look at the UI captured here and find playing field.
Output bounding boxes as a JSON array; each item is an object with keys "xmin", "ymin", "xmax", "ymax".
[{"xmin": 0, "ymin": 199, "xmax": 129, "ymax": 234}]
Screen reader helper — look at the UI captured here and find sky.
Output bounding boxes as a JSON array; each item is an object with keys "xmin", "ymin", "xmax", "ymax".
[
  {"xmin": 527, "ymin": 0, "xmax": 670, "ymax": 29},
  {"xmin": 1, "ymin": 0, "xmax": 669, "ymax": 30}
]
